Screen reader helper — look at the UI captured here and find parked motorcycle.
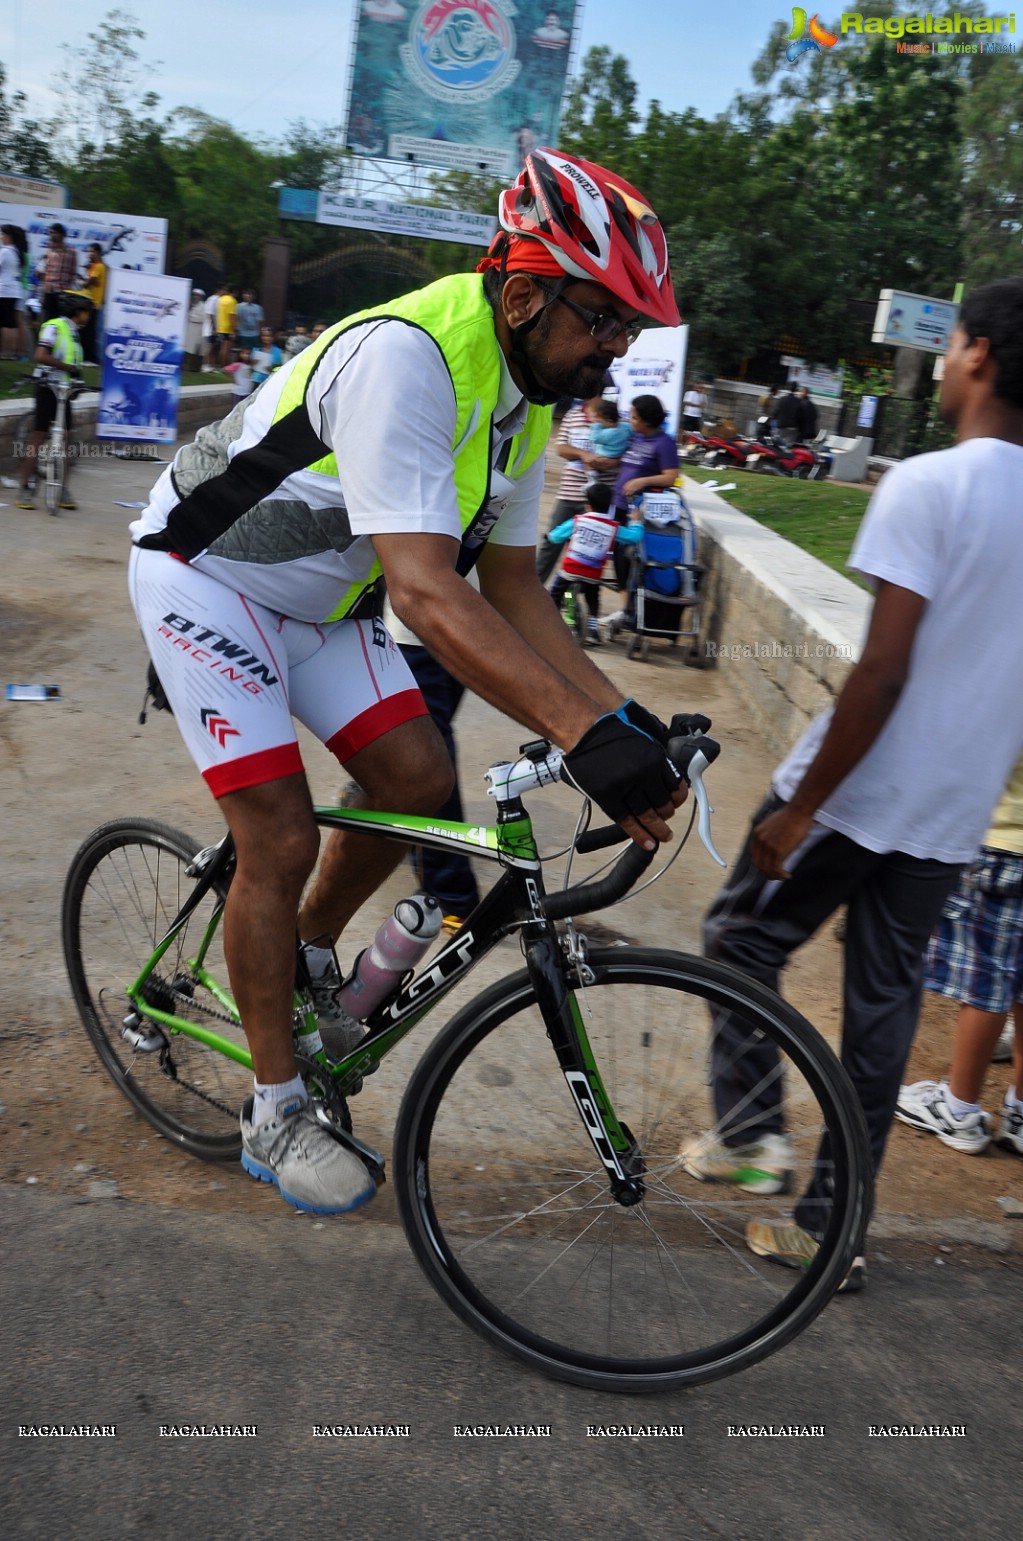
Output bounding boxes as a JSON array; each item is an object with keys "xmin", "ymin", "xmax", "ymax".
[
  {"xmin": 745, "ymin": 419, "xmax": 834, "ymax": 480},
  {"xmin": 679, "ymin": 427, "xmax": 713, "ymax": 464},
  {"xmin": 697, "ymin": 419, "xmax": 760, "ymax": 472}
]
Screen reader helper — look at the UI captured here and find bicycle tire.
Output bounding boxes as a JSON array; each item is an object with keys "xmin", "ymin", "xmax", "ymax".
[
  {"xmin": 393, "ymin": 947, "xmax": 871, "ymax": 1393},
  {"xmin": 62, "ymin": 818, "xmax": 247, "ymax": 1161}
]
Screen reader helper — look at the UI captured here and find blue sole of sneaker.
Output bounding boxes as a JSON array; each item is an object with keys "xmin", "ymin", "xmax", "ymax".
[{"xmin": 240, "ymin": 1151, "xmax": 376, "ymax": 1215}]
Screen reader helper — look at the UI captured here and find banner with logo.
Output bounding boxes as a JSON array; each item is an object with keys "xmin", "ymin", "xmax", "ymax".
[
  {"xmin": 344, "ymin": 0, "xmax": 582, "ymax": 178},
  {"xmin": 97, "ymin": 270, "xmax": 189, "ymax": 446},
  {"xmin": 871, "ymin": 289, "xmax": 958, "ymax": 354},
  {"xmin": 607, "ymin": 327, "xmax": 690, "ymax": 437},
  {"xmin": 0, "ymin": 202, "xmax": 168, "ymax": 308}
]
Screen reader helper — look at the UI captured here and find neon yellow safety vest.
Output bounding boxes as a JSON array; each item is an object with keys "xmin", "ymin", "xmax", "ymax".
[
  {"xmin": 272, "ymin": 274, "xmax": 553, "ymax": 619},
  {"xmin": 44, "ymin": 316, "xmax": 83, "ymax": 368}
]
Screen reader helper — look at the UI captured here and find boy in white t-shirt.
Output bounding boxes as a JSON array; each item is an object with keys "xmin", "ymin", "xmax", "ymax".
[{"xmin": 682, "ymin": 278, "xmax": 1023, "ymax": 1286}]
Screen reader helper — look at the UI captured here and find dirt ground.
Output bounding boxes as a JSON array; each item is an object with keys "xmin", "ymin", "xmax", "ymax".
[{"xmin": 0, "ymin": 441, "xmax": 1020, "ymax": 1248}]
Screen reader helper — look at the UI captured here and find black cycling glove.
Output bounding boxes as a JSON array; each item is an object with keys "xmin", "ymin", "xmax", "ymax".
[
  {"xmin": 620, "ymin": 699, "xmax": 712, "ymax": 748},
  {"xmin": 562, "ymin": 709, "xmax": 681, "ymax": 825}
]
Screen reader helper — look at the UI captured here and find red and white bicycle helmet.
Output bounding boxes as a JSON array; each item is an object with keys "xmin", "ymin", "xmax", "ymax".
[{"xmin": 495, "ymin": 147, "xmax": 680, "ymax": 328}]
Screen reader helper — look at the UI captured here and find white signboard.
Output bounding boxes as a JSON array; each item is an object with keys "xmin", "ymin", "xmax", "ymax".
[
  {"xmin": 316, "ymin": 190, "xmax": 497, "ymax": 246},
  {"xmin": 0, "ymin": 171, "xmax": 65, "ymax": 208},
  {"xmin": 872, "ymin": 289, "xmax": 958, "ymax": 354},
  {"xmin": 856, "ymin": 395, "xmax": 879, "ymax": 430},
  {"xmin": 606, "ymin": 326, "xmax": 689, "ymax": 436},
  {"xmin": 0, "ymin": 202, "xmax": 168, "ymax": 295},
  {"xmin": 98, "ymin": 270, "xmax": 189, "ymax": 445},
  {"xmin": 786, "ymin": 360, "xmax": 844, "ymax": 397}
]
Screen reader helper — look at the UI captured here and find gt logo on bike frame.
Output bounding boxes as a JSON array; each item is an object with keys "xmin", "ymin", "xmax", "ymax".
[{"xmin": 563, "ymin": 1070, "xmax": 629, "ymax": 1179}]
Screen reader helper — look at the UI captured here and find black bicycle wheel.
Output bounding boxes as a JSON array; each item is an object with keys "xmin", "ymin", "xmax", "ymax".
[
  {"xmin": 394, "ymin": 947, "xmax": 871, "ymax": 1393},
  {"xmin": 62, "ymin": 818, "xmax": 248, "ymax": 1161}
]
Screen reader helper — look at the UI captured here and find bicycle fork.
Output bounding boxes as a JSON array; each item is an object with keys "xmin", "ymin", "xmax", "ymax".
[{"xmin": 524, "ymin": 934, "xmax": 646, "ymax": 1206}]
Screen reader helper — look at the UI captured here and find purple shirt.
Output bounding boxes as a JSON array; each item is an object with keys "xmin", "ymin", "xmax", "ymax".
[{"xmin": 613, "ymin": 429, "xmax": 679, "ymax": 511}]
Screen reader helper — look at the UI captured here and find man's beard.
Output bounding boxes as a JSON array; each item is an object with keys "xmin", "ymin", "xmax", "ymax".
[{"xmin": 518, "ymin": 310, "xmax": 615, "ymax": 400}]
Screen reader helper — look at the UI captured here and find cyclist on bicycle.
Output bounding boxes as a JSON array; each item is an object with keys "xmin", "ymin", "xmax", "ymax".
[
  {"xmin": 17, "ymin": 290, "xmax": 92, "ymax": 511},
  {"xmin": 128, "ymin": 149, "xmax": 688, "ymax": 1216}
]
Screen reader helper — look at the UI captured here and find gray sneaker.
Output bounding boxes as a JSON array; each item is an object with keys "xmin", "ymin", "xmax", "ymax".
[
  {"xmin": 240, "ymin": 1095, "xmax": 376, "ymax": 1214},
  {"xmin": 308, "ymin": 975, "xmax": 367, "ymax": 1060},
  {"xmin": 302, "ymin": 949, "xmax": 376, "ymax": 1068}
]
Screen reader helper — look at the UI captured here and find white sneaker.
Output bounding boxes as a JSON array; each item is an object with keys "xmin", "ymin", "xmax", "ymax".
[
  {"xmin": 992, "ymin": 1021, "xmax": 1014, "ymax": 1062},
  {"xmin": 681, "ymin": 1131, "xmax": 793, "ymax": 1195},
  {"xmin": 599, "ymin": 610, "xmax": 626, "ymax": 643},
  {"xmin": 240, "ymin": 1095, "xmax": 376, "ymax": 1213},
  {"xmin": 895, "ymin": 1079, "xmax": 992, "ymax": 1154},
  {"xmin": 996, "ymin": 1091, "xmax": 1023, "ymax": 1155}
]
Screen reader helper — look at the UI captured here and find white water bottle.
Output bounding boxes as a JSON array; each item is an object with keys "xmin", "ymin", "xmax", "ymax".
[{"xmin": 336, "ymin": 894, "xmax": 442, "ymax": 1020}]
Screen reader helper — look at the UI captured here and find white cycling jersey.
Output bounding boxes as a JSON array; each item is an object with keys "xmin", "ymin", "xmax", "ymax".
[{"xmin": 130, "ymin": 321, "xmax": 542, "ymax": 623}]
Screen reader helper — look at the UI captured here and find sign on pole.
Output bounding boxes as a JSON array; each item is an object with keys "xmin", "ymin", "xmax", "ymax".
[
  {"xmin": 344, "ymin": 0, "xmax": 582, "ymax": 177},
  {"xmin": 280, "ymin": 185, "xmax": 497, "ymax": 245},
  {"xmin": 98, "ymin": 271, "xmax": 189, "ymax": 446},
  {"xmin": 607, "ymin": 327, "xmax": 690, "ymax": 437},
  {"xmin": 871, "ymin": 289, "xmax": 958, "ymax": 354}
]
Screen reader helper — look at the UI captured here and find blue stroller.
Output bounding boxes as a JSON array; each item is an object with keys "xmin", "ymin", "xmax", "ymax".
[{"xmin": 608, "ymin": 489, "xmax": 703, "ymax": 661}]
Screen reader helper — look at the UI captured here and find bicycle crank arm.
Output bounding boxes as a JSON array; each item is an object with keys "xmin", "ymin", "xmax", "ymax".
[{"xmin": 315, "ymin": 1112, "xmax": 386, "ymax": 1188}]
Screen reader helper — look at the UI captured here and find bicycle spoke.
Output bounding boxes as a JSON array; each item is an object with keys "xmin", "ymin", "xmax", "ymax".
[{"xmin": 398, "ymin": 949, "xmax": 868, "ymax": 1388}]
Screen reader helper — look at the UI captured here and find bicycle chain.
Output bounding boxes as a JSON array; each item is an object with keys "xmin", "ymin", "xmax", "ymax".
[
  {"xmin": 148, "ymin": 977, "xmax": 321, "ymax": 1125},
  {"xmin": 136, "ymin": 975, "xmax": 245, "ymax": 1121}
]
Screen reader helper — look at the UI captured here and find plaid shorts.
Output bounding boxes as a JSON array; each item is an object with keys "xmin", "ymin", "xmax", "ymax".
[{"xmin": 925, "ymin": 848, "xmax": 1023, "ymax": 1012}]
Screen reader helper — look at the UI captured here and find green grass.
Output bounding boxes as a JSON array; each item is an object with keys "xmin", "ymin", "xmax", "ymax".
[
  {"xmin": 683, "ymin": 465, "xmax": 872, "ymax": 587},
  {"xmin": 0, "ymin": 359, "xmax": 231, "ymax": 400}
]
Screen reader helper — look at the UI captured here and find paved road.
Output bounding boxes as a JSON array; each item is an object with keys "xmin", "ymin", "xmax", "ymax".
[
  {"xmin": 2, "ymin": 440, "xmax": 1021, "ymax": 1540},
  {"xmin": 1, "ymin": 1183, "xmax": 1018, "ymax": 1541}
]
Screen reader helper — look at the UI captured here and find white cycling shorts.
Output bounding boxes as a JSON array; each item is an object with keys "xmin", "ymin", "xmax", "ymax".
[{"xmin": 129, "ymin": 547, "xmax": 429, "ymax": 798}]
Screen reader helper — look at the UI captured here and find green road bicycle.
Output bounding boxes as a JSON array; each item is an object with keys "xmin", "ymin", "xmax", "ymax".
[{"xmin": 62, "ymin": 732, "xmax": 871, "ymax": 1393}]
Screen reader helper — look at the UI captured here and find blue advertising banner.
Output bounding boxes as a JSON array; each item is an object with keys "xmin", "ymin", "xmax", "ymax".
[
  {"xmin": 98, "ymin": 270, "xmax": 190, "ymax": 445},
  {"xmin": 345, "ymin": 0, "xmax": 581, "ymax": 177}
]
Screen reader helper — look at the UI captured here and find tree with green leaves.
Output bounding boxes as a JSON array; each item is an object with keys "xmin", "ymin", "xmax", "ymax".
[
  {"xmin": 559, "ymin": 46, "xmax": 640, "ymax": 174},
  {"xmin": 52, "ymin": 8, "xmax": 161, "ymax": 163},
  {"xmin": 957, "ymin": 53, "xmax": 1023, "ymax": 285},
  {"xmin": 0, "ymin": 62, "xmax": 54, "ymax": 178}
]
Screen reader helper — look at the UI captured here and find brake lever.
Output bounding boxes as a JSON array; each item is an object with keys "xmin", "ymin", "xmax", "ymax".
[{"xmin": 685, "ymin": 748, "xmax": 726, "ymax": 866}]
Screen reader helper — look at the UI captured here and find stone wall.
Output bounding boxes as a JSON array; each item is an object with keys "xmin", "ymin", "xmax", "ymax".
[
  {"xmin": 706, "ymin": 379, "xmax": 844, "ymax": 437},
  {"xmin": 0, "ymin": 385, "xmax": 235, "ymax": 477},
  {"xmin": 684, "ymin": 478, "xmax": 870, "ymax": 756}
]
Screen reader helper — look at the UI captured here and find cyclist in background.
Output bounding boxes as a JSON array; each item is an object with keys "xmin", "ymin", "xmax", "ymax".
[
  {"xmin": 128, "ymin": 149, "xmax": 687, "ymax": 1217},
  {"xmin": 17, "ymin": 291, "xmax": 92, "ymax": 511}
]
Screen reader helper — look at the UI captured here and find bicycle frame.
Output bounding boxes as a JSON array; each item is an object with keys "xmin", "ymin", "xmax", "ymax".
[{"xmin": 126, "ymin": 794, "xmax": 645, "ymax": 1199}]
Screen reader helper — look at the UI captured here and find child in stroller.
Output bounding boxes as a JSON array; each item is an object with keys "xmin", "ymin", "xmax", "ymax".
[{"xmin": 600, "ymin": 487, "xmax": 702, "ymax": 659}]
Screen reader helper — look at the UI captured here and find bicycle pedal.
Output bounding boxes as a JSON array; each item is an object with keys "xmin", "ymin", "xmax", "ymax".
[{"xmin": 315, "ymin": 1114, "xmax": 386, "ymax": 1187}]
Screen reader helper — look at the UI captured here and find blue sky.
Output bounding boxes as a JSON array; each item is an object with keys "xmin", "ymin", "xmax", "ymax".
[{"xmin": 1, "ymin": 0, "xmax": 776, "ymax": 143}]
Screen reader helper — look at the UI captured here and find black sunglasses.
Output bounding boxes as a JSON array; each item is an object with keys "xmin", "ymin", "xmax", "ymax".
[{"xmin": 535, "ymin": 282, "xmax": 643, "ymax": 346}]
